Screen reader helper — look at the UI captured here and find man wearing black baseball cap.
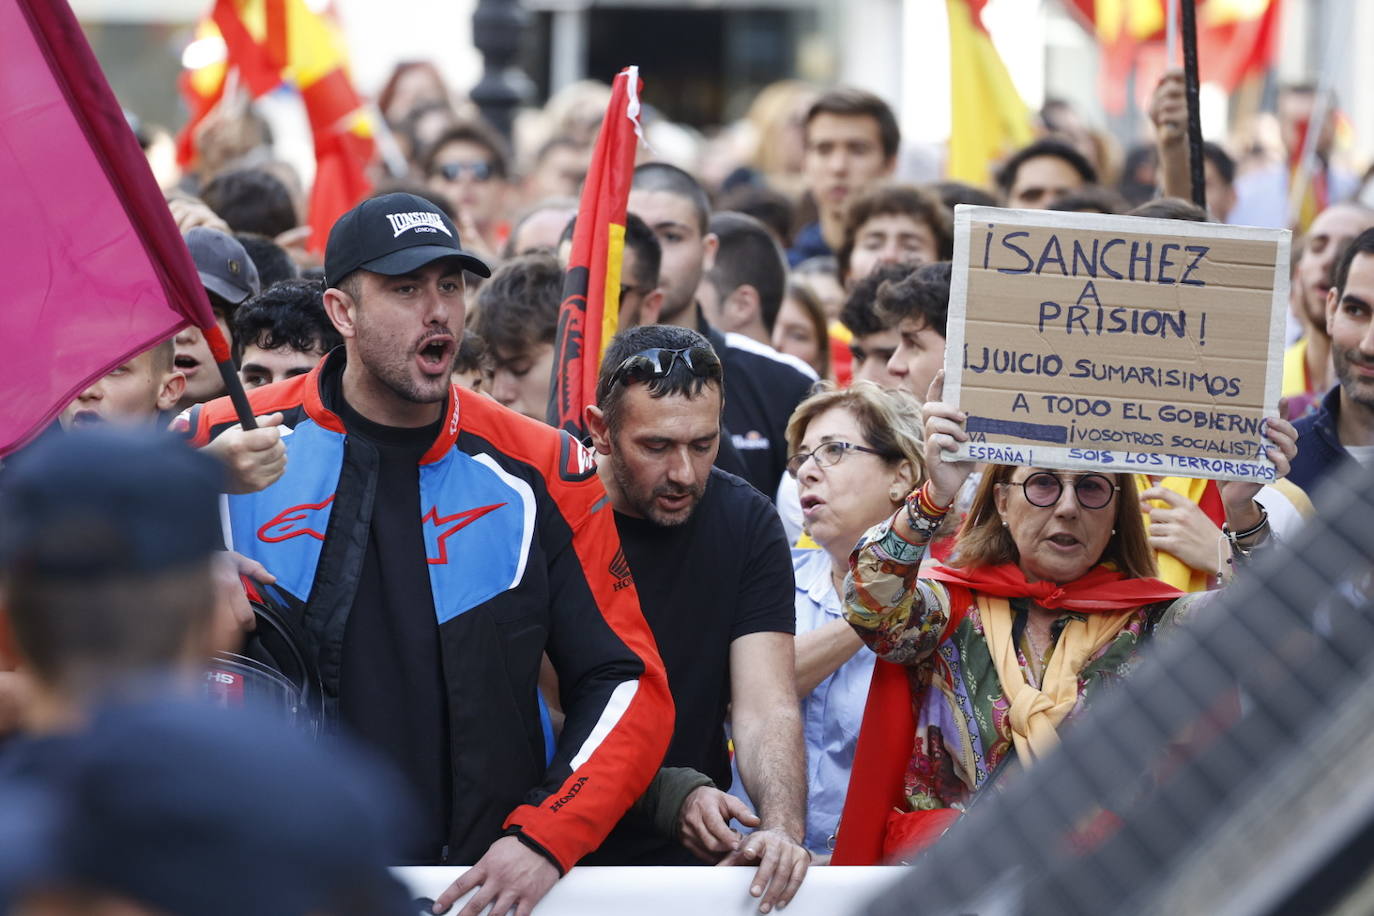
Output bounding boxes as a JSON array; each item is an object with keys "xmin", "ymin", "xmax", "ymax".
[
  {"xmin": 174, "ymin": 227, "xmax": 262, "ymax": 409},
  {"xmin": 324, "ymin": 192, "xmax": 492, "ymax": 288},
  {"xmin": 183, "ymin": 192, "xmax": 673, "ymax": 915}
]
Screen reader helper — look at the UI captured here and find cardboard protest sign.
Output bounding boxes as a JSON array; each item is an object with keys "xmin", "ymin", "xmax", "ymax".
[{"xmin": 943, "ymin": 206, "xmax": 1290, "ymax": 482}]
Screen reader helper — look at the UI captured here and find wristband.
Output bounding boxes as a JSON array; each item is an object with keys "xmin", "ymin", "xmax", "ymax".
[
  {"xmin": 914, "ymin": 481, "xmax": 952, "ymax": 517},
  {"xmin": 1225, "ymin": 504, "xmax": 1269, "ymax": 542},
  {"xmin": 904, "ymin": 481, "xmax": 952, "ymax": 538}
]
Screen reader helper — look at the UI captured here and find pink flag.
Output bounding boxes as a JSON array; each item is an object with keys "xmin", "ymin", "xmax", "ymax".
[{"xmin": 2, "ymin": 0, "xmax": 222, "ymax": 455}]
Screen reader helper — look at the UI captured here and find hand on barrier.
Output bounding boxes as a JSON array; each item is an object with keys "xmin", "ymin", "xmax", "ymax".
[
  {"xmin": 432, "ymin": 835, "xmax": 559, "ymax": 916},
  {"xmin": 717, "ymin": 825, "xmax": 811, "ymax": 914}
]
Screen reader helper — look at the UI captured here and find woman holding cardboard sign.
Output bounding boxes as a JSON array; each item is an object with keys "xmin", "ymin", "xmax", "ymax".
[{"xmin": 829, "ymin": 371, "xmax": 1298, "ymax": 866}]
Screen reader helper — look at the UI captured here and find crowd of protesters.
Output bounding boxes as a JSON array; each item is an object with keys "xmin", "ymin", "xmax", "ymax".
[{"xmin": 3, "ymin": 56, "xmax": 1374, "ymax": 916}]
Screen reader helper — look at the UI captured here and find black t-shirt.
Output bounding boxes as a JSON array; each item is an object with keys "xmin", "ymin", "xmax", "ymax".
[
  {"xmin": 590, "ymin": 467, "xmax": 796, "ymax": 864},
  {"xmin": 702, "ymin": 320, "xmax": 815, "ymax": 499},
  {"xmin": 334, "ymin": 399, "xmax": 449, "ymax": 862}
]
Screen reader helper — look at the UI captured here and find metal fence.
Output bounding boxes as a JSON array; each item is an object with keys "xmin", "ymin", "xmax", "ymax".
[{"xmin": 860, "ymin": 457, "xmax": 1374, "ymax": 916}]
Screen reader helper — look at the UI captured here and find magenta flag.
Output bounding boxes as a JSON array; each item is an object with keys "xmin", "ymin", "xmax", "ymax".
[{"xmin": 2, "ymin": 0, "xmax": 220, "ymax": 455}]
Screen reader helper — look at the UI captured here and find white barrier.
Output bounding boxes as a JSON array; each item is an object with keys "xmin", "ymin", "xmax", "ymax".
[{"xmin": 394, "ymin": 865, "xmax": 899, "ymax": 915}]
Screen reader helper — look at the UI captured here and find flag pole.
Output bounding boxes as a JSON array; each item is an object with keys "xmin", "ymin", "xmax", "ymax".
[
  {"xmin": 204, "ymin": 324, "xmax": 257, "ymax": 430},
  {"xmin": 1165, "ymin": 0, "xmax": 1178, "ymax": 67},
  {"xmin": 1180, "ymin": 0, "xmax": 1206, "ymax": 210}
]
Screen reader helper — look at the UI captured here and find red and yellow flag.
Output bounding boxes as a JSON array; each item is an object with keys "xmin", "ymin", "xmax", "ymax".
[
  {"xmin": 1288, "ymin": 116, "xmax": 1329, "ymax": 234},
  {"xmin": 177, "ymin": 0, "xmax": 374, "ymax": 252},
  {"xmin": 945, "ymin": 0, "xmax": 1034, "ymax": 186},
  {"xmin": 1066, "ymin": 0, "xmax": 1282, "ymax": 115},
  {"xmin": 547, "ymin": 67, "xmax": 644, "ymax": 440}
]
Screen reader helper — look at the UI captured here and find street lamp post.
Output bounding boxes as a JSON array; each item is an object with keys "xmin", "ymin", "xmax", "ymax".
[{"xmin": 470, "ymin": 0, "xmax": 533, "ymax": 143}]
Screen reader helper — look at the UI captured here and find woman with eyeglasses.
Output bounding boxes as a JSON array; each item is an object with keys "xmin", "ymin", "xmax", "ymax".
[
  {"xmin": 768, "ymin": 381, "xmax": 925, "ymax": 862},
  {"xmin": 830, "ymin": 372, "xmax": 1299, "ymax": 865}
]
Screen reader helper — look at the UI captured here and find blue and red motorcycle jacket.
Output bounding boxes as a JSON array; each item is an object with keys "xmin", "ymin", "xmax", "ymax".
[{"xmin": 184, "ymin": 351, "xmax": 673, "ymax": 871}]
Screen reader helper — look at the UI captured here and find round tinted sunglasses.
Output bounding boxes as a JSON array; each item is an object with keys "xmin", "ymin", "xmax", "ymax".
[{"xmin": 1007, "ymin": 471, "xmax": 1119, "ymax": 510}]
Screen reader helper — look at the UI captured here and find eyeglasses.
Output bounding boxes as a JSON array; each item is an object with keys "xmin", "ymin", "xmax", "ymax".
[
  {"xmin": 438, "ymin": 160, "xmax": 494, "ymax": 182},
  {"xmin": 606, "ymin": 346, "xmax": 722, "ymax": 389},
  {"xmin": 1007, "ymin": 471, "xmax": 1119, "ymax": 510},
  {"xmin": 786, "ymin": 441, "xmax": 883, "ymax": 478}
]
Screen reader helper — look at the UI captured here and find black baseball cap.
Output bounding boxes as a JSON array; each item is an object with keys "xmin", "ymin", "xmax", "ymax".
[
  {"xmin": 186, "ymin": 226, "xmax": 261, "ymax": 305},
  {"xmin": 0, "ymin": 699, "xmax": 416, "ymax": 916},
  {"xmin": 324, "ymin": 191, "xmax": 492, "ymax": 287},
  {"xmin": 0, "ymin": 427, "xmax": 224, "ymax": 579}
]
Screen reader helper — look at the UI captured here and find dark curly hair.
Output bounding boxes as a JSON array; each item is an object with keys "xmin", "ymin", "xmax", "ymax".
[{"xmin": 231, "ymin": 278, "xmax": 341, "ymax": 363}]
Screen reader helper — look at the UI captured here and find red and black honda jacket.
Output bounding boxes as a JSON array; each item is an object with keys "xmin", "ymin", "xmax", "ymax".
[{"xmin": 185, "ymin": 351, "xmax": 673, "ymax": 871}]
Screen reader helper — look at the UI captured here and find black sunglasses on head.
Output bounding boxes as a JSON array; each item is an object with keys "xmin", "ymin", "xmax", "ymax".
[{"xmin": 606, "ymin": 346, "xmax": 722, "ymax": 389}]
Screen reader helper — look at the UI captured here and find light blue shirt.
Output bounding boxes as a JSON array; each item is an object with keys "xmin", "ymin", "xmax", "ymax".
[
  {"xmin": 727, "ymin": 548, "xmax": 877, "ymax": 852},
  {"xmin": 792, "ymin": 547, "xmax": 876, "ymax": 852}
]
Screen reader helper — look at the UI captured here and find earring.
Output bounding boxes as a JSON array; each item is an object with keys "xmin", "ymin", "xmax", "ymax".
[
  {"xmin": 1111, "ymin": 528, "xmax": 1117, "ymax": 535},
  {"xmin": 1001, "ymin": 519, "xmax": 1008, "ymax": 527},
  {"xmin": 889, "ymin": 486, "xmax": 905, "ymax": 502}
]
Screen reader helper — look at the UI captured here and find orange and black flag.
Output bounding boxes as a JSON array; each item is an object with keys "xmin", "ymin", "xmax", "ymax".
[{"xmin": 547, "ymin": 66, "xmax": 644, "ymax": 440}]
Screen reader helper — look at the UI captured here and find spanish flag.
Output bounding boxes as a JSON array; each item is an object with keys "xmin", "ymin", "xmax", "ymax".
[
  {"xmin": 1065, "ymin": 0, "xmax": 1282, "ymax": 116},
  {"xmin": 1288, "ymin": 115, "xmax": 1328, "ymax": 234},
  {"xmin": 177, "ymin": 0, "xmax": 374, "ymax": 252},
  {"xmin": 945, "ymin": 0, "xmax": 1034, "ymax": 186},
  {"xmin": 547, "ymin": 67, "xmax": 644, "ymax": 440}
]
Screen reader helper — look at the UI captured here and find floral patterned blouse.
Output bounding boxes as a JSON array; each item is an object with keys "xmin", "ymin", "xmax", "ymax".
[{"xmin": 843, "ymin": 511, "xmax": 1203, "ymax": 813}]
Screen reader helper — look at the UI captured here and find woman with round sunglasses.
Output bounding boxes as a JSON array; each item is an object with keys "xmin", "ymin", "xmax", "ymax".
[
  {"xmin": 831, "ymin": 372, "xmax": 1299, "ymax": 865},
  {"xmin": 763, "ymin": 382, "xmax": 924, "ymax": 862}
]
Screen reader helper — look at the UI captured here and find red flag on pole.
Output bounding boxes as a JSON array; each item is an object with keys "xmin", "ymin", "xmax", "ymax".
[
  {"xmin": 177, "ymin": 0, "xmax": 375, "ymax": 253},
  {"xmin": 2, "ymin": 0, "xmax": 232, "ymax": 456},
  {"xmin": 547, "ymin": 66, "xmax": 644, "ymax": 440},
  {"xmin": 1066, "ymin": 0, "xmax": 1282, "ymax": 116}
]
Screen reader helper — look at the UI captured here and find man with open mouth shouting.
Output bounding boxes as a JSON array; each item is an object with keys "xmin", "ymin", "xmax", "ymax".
[{"xmin": 183, "ymin": 192, "xmax": 674, "ymax": 916}]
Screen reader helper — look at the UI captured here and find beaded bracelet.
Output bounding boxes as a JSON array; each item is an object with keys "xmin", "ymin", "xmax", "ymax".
[{"xmin": 904, "ymin": 481, "xmax": 952, "ymax": 538}]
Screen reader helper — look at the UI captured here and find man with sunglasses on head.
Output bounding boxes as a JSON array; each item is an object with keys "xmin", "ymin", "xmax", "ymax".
[
  {"xmin": 184, "ymin": 192, "xmax": 674, "ymax": 916},
  {"xmin": 578, "ymin": 325, "xmax": 810, "ymax": 912}
]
